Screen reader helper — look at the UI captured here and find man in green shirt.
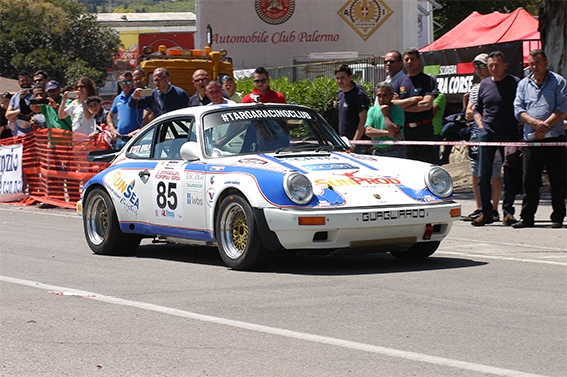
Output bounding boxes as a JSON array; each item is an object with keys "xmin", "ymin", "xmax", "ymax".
[{"xmin": 365, "ymin": 82, "xmax": 405, "ymax": 158}]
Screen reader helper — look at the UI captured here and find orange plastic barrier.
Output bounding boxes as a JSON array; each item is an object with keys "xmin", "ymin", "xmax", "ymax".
[{"xmin": 0, "ymin": 129, "xmax": 110, "ymax": 208}]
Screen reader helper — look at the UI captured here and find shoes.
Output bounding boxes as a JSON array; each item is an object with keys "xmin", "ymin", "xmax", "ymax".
[
  {"xmin": 492, "ymin": 210, "xmax": 500, "ymax": 222},
  {"xmin": 551, "ymin": 222, "xmax": 563, "ymax": 228},
  {"xmin": 502, "ymin": 214, "xmax": 517, "ymax": 226},
  {"xmin": 462, "ymin": 209, "xmax": 482, "ymax": 221},
  {"xmin": 471, "ymin": 214, "xmax": 494, "ymax": 226},
  {"xmin": 512, "ymin": 220, "xmax": 534, "ymax": 229}
]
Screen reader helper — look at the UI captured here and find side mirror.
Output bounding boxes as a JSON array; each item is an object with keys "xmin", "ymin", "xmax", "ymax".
[
  {"xmin": 87, "ymin": 150, "xmax": 119, "ymax": 162},
  {"xmin": 180, "ymin": 141, "xmax": 200, "ymax": 161}
]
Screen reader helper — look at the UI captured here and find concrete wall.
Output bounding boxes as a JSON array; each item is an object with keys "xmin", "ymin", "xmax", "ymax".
[{"xmin": 196, "ymin": 0, "xmax": 419, "ymax": 69}]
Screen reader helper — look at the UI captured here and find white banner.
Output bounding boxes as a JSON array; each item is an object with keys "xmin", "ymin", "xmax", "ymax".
[{"xmin": 0, "ymin": 144, "xmax": 26, "ymax": 202}]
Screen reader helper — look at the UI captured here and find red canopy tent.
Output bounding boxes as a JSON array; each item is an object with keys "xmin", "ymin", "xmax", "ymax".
[
  {"xmin": 420, "ymin": 8, "xmax": 539, "ymax": 52},
  {"xmin": 419, "ymin": 8, "xmax": 541, "ymax": 103}
]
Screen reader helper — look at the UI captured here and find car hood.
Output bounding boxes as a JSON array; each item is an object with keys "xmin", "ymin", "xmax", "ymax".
[{"xmin": 220, "ymin": 152, "xmax": 448, "ymax": 207}]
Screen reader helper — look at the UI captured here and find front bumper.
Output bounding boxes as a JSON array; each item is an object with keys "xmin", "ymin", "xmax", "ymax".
[{"xmin": 262, "ymin": 202, "xmax": 461, "ymax": 250}]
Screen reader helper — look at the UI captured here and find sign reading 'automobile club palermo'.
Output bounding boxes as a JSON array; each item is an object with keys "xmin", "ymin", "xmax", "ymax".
[{"xmin": 255, "ymin": 0, "xmax": 295, "ymax": 25}]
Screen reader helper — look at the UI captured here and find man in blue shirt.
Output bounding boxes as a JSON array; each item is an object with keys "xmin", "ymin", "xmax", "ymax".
[
  {"xmin": 107, "ymin": 71, "xmax": 146, "ymax": 149},
  {"xmin": 512, "ymin": 49, "xmax": 567, "ymax": 229},
  {"xmin": 129, "ymin": 67, "xmax": 189, "ymax": 118}
]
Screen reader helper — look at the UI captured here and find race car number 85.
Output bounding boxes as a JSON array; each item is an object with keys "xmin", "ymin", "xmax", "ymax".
[{"xmin": 156, "ymin": 181, "xmax": 178, "ymax": 210}]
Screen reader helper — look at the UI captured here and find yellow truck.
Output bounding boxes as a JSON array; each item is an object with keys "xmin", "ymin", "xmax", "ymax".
[{"xmin": 139, "ymin": 45, "xmax": 234, "ymax": 96}]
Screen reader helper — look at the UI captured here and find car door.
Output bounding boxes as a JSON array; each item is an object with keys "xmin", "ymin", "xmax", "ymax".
[{"xmin": 144, "ymin": 117, "xmax": 209, "ymax": 240}]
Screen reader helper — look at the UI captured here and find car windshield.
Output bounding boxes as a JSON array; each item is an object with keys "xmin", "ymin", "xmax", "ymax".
[{"xmin": 202, "ymin": 107, "xmax": 348, "ymax": 157}]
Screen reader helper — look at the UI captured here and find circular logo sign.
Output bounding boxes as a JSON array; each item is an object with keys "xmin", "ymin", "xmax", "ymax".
[{"xmin": 255, "ymin": 0, "xmax": 295, "ymax": 25}]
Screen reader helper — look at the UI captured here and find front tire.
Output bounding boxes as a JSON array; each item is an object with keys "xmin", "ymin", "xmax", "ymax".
[
  {"xmin": 215, "ymin": 194, "xmax": 268, "ymax": 270},
  {"xmin": 390, "ymin": 241, "xmax": 440, "ymax": 260},
  {"xmin": 83, "ymin": 187, "xmax": 141, "ymax": 255}
]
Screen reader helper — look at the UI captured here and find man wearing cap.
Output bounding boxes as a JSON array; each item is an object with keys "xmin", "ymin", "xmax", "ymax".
[
  {"xmin": 222, "ymin": 75, "xmax": 242, "ymax": 103},
  {"xmin": 107, "ymin": 71, "xmax": 146, "ymax": 149},
  {"xmin": 45, "ymin": 80, "xmax": 63, "ymax": 109},
  {"xmin": 392, "ymin": 47, "xmax": 438, "ymax": 163}
]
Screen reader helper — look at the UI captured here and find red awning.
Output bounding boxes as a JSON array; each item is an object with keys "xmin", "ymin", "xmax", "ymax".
[{"xmin": 420, "ymin": 8, "xmax": 539, "ymax": 52}]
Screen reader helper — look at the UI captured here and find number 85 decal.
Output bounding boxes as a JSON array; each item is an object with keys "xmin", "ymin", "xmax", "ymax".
[{"xmin": 156, "ymin": 181, "xmax": 178, "ymax": 210}]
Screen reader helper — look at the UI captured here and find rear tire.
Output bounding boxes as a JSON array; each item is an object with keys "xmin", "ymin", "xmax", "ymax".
[
  {"xmin": 215, "ymin": 194, "xmax": 269, "ymax": 270},
  {"xmin": 390, "ymin": 241, "xmax": 440, "ymax": 260},
  {"xmin": 83, "ymin": 187, "xmax": 141, "ymax": 255}
]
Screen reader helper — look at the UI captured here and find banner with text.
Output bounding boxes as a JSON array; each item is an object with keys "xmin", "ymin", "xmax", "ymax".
[
  {"xmin": 421, "ymin": 41, "xmax": 524, "ymax": 104},
  {"xmin": 0, "ymin": 143, "xmax": 25, "ymax": 202}
]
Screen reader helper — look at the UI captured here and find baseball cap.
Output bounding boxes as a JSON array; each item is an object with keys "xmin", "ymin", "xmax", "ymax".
[
  {"xmin": 473, "ymin": 53, "xmax": 488, "ymax": 65},
  {"xmin": 45, "ymin": 80, "xmax": 60, "ymax": 91}
]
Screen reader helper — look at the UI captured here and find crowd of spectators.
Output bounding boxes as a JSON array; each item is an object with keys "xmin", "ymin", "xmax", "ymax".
[{"xmin": 1, "ymin": 50, "xmax": 565, "ymax": 226}]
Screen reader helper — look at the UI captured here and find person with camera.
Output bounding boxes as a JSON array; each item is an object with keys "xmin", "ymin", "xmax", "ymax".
[
  {"xmin": 107, "ymin": 71, "xmax": 146, "ymax": 149},
  {"xmin": 1, "ymin": 92, "xmax": 13, "ymax": 139},
  {"xmin": 58, "ymin": 76, "xmax": 97, "ymax": 136},
  {"xmin": 4, "ymin": 70, "xmax": 33, "ymax": 136},
  {"xmin": 129, "ymin": 67, "xmax": 189, "ymax": 118},
  {"xmin": 29, "ymin": 85, "xmax": 72, "ymax": 131}
]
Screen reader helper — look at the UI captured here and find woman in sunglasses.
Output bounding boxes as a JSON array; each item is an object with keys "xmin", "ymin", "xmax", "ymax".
[{"xmin": 58, "ymin": 75, "xmax": 97, "ymax": 136}]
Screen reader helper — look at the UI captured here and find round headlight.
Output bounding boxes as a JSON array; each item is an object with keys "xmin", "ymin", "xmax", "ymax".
[
  {"xmin": 283, "ymin": 172, "xmax": 313, "ymax": 205},
  {"xmin": 425, "ymin": 166, "xmax": 453, "ymax": 198}
]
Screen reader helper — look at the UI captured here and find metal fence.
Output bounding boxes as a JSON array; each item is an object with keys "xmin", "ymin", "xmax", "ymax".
[{"xmin": 266, "ymin": 56, "xmax": 387, "ymax": 87}]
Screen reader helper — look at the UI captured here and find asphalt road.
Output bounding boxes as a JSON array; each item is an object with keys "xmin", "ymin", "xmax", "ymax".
[{"xmin": 0, "ymin": 193, "xmax": 565, "ymax": 377}]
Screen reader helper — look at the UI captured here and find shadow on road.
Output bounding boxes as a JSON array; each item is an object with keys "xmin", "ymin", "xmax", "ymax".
[{"xmin": 125, "ymin": 243, "xmax": 487, "ymax": 276}]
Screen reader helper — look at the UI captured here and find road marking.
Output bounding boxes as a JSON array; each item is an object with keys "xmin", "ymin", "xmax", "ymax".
[
  {"xmin": 445, "ymin": 236, "xmax": 566, "ymax": 252},
  {"xmin": 1, "ymin": 275, "xmax": 552, "ymax": 377},
  {"xmin": 438, "ymin": 250, "xmax": 567, "ymax": 266}
]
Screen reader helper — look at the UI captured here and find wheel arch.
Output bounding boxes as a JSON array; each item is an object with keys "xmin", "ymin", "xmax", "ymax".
[{"xmin": 213, "ymin": 187, "xmax": 283, "ymax": 250}]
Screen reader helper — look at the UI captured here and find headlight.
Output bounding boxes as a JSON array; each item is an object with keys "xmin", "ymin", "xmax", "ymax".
[
  {"xmin": 425, "ymin": 166, "xmax": 453, "ymax": 198},
  {"xmin": 283, "ymin": 172, "xmax": 313, "ymax": 205}
]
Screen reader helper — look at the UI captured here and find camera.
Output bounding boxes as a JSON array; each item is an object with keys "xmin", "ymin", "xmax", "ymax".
[
  {"xmin": 29, "ymin": 98, "xmax": 49, "ymax": 105},
  {"xmin": 139, "ymin": 88, "xmax": 152, "ymax": 97},
  {"xmin": 67, "ymin": 92, "xmax": 78, "ymax": 99}
]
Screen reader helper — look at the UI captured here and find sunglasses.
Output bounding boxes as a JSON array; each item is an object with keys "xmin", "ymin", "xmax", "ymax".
[
  {"xmin": 193, "ymin": 77, "xmax": 209, "ymax": 83},
  {"xmin": 119, "ymin": 80, "xmax": 133, "ymax": 85},
  {"xmin": 133, "ymin": 77, "xmax": 145, "ymax": 82},
  {"xmin": 473, "ymin": 63, "xmax": 487, "ymax": 69},
  {"xmin": 253, "ymin": 79, "xmax": 268, "ymax": 84},
  {"xmin": 76, "ymin": 85, "xmax": 86, "ymax": 89},
  {"xmin": 384, "ymin": 60, "xmax": 398, "ymax": 64}
]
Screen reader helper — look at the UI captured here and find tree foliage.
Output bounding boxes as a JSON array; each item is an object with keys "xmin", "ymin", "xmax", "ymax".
[
  {"xmin": 433, "ymin": 0, "xmax": 541, "ymax": 39},
  {"xmin": 0, "ymin": 0, "xmax": 121, "ymax": 86}
]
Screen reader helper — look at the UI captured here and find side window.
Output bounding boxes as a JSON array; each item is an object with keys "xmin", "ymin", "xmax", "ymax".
[
  {"xmin": 125, "ymin": 127, "xmax": 155, "ymax": 159},
  {"xmin": 153, "ymin": 118, "xmax": 194, "ymax": 159}
]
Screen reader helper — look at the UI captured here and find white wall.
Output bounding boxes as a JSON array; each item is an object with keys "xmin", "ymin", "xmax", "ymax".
[{"xmin": 196, "ymin": 0, "xmax": 419, "ymax": 69}]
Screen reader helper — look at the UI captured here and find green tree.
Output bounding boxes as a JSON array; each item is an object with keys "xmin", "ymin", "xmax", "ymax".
[
  {"xmin": 434, "ymin": 0, "xmax": 541, "ymax": 39},
  {"xmin": 0, "ymin": 0, "xmax": 121, "ymax": 86}
]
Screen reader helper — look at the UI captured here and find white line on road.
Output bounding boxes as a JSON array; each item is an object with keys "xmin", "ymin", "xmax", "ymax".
[
  {"xmin": 445, "ymin": 236, "xmax": 567, "ymax": 252},
  {"xmin": 0, "ymin": 275, "xmax": 552, "ymax": 377},
  {"xmin": 438, "ymin": 250, "xmax": 567, "ymax": 266}
]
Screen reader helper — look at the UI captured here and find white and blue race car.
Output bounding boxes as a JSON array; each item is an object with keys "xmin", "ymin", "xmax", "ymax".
[{"xmin": 79, "ymin": 103, "xmax": 461, "ymax": 270}]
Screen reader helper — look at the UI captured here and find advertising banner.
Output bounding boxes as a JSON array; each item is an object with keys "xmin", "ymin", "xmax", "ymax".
[
  {"xmin": 0, "ymin": 144, "xmax": 25, "ymax": 202},
  {"xmin": 421, "ymin": 41, "xmax": 524, "ymax": 104}
]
